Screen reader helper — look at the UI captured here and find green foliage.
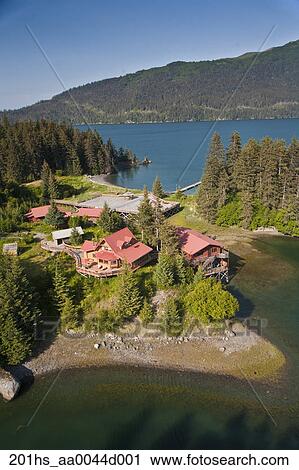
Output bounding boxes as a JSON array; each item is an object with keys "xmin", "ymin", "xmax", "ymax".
[
  {"xmin": 69, "ymin": 227, "xmax": 83, "ymax": 246},
  {"xmin": 4, "ymin": 39, "xmax": 299, "ymax": 123},
  {"xmin": 159, "ymin": 223, "xmax": 179, "ymax": 256},
  {"xmin": 116, "ymin": 268, "xmax": 143, "ymax": 320},
  {"xmin": 184, "ymin": 278, "xmax": 239, "ymax": 325},
  {"xmin": 44, "ymin": 203, "xmax": 66, "ymax": 228},
  {"xmin": 199, "ymin": 132, "xmax": 299, "ymax": 236},
  {"xmin": 174, "ymin": 254, "xmax": 194, "ymax": 285},
  {"xmin": 53, "ymin": 257, "xmax": 80, "ymax": 330},
  {"xmin": 0, "ymin": 119, "xmax": 136, "ymax": 185},
  {"xmin": 0, "ymin": 256, "xmax": 40, "ymax": 365},
  {"xmin": 152, "ymin": 176, "xmax": 164, "ymax": 198},
  {"xmin": 136, "ymin": 186, "xmax": 156, "ymax": 246},
  {"xmin": 154, "ymin": 253, "xmax": 176, "ymax": 289},
  {"xmin": 98, "ymin": 202, "xmax": 124, "ymax": 233},
  {"xmin": 139, "ymin": 298, "xmax": 155, "ymax": 325},
  {"xmin": 216, "ymin": 198, "xmax": 243, "ymax": 226},
  {"xmin": 163, "ymin": 297, "xmax": 183, "ymax": 337},
  {"xmin": 197, "ymin": 133, "xmax": 228, "ymax": 222}
]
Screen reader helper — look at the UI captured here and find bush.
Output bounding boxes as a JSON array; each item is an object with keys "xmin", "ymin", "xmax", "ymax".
[{"xmin": 184, "ymin": 278, "xmax": 239, "ymax": 325}]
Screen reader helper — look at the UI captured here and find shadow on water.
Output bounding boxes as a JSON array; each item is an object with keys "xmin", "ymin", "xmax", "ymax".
[
  {"xmin": 229, "ymin": 251, "xmax": 246, "ymax": 279},
  {"xmin": 228, "ymin": 285, "xmax": 254, "ymax": 319}
]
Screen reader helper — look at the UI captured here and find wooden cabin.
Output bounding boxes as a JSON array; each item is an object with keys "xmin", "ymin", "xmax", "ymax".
[
  {"xmin": 78, "ymin": 227, "xmax": 154, "ymax": 277},
  {"xmin": 176, "ymin": 227, "xmax": 229, "ymax": 281}
]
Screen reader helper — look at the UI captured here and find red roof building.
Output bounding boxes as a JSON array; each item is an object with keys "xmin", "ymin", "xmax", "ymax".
[
  {"xmin": 176, "ymin": 227, "xmax": 229, "ymax": 280},
  {"xmin": 25, "ymin": 205, "xmax": 51, "ymax": 222},
  {"xmin": 79, "ymin": 227, "xmax": 154, "ymax": 277},
  {"xmin": 177, "ymin": 227, "xmax": 223, "ymax": 258},
  {"xmin": 75, "ymin": 207, "xmax": 103, "ymax": 221}
]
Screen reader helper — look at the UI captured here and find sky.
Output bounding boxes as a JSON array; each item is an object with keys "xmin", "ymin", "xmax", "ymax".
[{"xmin": 0, "ymin": 0, "xmax": 299, "ymax": 110}]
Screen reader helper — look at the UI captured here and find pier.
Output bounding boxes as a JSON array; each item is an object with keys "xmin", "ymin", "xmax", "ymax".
[{"xmin": 169, "ymin": 180, "xmax": 201, "ymax": 194}]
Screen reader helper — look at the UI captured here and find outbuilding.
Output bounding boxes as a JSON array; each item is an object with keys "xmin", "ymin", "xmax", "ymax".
[
  {"xmin": 52, "ymin": 226, "xmax": 84, "ymax": 246},
  {"xmin": 2, "ymin": 242, "xmax": 18, "ymax": 256}
]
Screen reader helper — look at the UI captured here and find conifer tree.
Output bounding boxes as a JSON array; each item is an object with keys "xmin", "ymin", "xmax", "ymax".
[
  {"xmin": 152, "ymin": 176, "xmax": 164, "ymax": 198},
  {"xmin": 154, "ymin": 253, "xmax": 176, "ymax": 289},
  {"xmin": 136, "ymin": 186, "xmax": 156, "ymax": 245},
  {"xmin": 226, "ymin": 131, "xmax": 241, "ymax": 189},
  {"xmin": 48, "ymin": 171, "xmax": 60, "ymax": 200},
  {"xmin": 116, "ymin": 268, "xmax": 143, "ymax": 320},
  {"xmin": 40, "ymin": 160, "xmax": 51, "ymax": 203},
  {"xmin": 159, "ymin": 223, "xmax": 179, "ymax": 255},
  {"xmin": 197, "ymin": 133, "xmax": 228, "ymax": 222},
  {"xmin": 0, "ymin": 256, "xmax": 40, "ymax": 365},
  {"xmin": 139, "ymin": 298, "xmax": 155, "ymax": 325},
  {"xmin": 175, "ymin": 254, "xmax": 194, "ymax": 285},
  {"xmin": 53, "ymin": 259, "xmax": 79, "ymax": 330},
  {"xmin": 69, "ymin": 227, "xmax": 83, "ymax": 246},
  {"xmin": 44, "ymin": 202, "xmax": 66, "ymax": 228},
  {"xmin": 163, "ymin": 297, "xmax": 183, "ymax": 337}
]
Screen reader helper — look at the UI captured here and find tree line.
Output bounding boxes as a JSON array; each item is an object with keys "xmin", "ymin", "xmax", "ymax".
[
  {"xmin": 197, "ymin": 132, "xmax": 299, "ymax": 236},
  {"xmin": 0, "ymin": 117, "xmax": 137, "ymax": 186}
]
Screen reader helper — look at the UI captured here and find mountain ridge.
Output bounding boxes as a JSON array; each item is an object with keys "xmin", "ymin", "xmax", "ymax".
[{"xmin": 2, "ymin": 38, "xmax": 299, "ymax": 123}]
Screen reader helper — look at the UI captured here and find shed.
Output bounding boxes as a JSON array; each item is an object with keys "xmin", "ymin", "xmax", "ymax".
[
  {"xmin": 52, "ymin": 226, "xmax": 84, "ymax": 246},
  {"xmin": 2, "ymin": 242, "xmax": 18, "ymax": 256}
]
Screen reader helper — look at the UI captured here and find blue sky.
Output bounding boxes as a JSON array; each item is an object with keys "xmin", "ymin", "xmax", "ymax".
[{"xmin": 1, "ymin": 0, "xmax": 299, "ymax": 110}]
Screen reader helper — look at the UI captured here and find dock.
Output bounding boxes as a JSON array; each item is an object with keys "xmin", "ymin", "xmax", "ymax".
[{"xmin": 168, "ymin": 180, "xmax": 201, "ymax": 194}]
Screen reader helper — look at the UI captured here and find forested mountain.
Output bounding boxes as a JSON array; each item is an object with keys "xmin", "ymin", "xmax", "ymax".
[
  {"xmin": 0, "ymin": 118, "xmax": 137, "ymax": 184},
  {"xmin": 197, "ymin": 132, "xmax": 299, "ymax": 236},
  {"xmin": 2, "ymin": 39, "xmax": 299, "ymax": 123}
]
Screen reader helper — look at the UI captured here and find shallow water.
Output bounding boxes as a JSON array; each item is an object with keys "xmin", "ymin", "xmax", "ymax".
[{"xmin": 0, "ymin": 236, "xmax": 298, "ymax": 449}]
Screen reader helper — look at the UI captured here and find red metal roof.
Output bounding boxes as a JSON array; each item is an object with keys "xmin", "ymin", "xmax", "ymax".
[
  {"xmin": 120, "ymin": 243, "xmax": 153, "ymax": 264},
  {"xmin": 76, "ymin": 207, "xmax": 103, "ymax": 218},
  {"xmin": 26, "ymin": 205, "xmax": 51, "ymax": 219},
  {"xmin": 104, "ymin": 227, "xmax": 136, "ymax": 253},
  {"xmin": 176, "ymin": 227, "xmax": 223, "ymax": 256},
  {"xmin": 95, "ymin": 250, "xmax": 120, "ymax": 261},
  {"xmin": 104, "ymin": 228, "xmax": 153, "ymax": 263},
  {"xmin": 81, "ymin": 240, "xmax": 100, "ymax": 252}
]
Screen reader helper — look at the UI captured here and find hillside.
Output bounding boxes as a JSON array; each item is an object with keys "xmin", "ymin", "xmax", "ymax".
[{"xmin": 2, "ymin": 39, "xmax": 299, "ymax": 123}]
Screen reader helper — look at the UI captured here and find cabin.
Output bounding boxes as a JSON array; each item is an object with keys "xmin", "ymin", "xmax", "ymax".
[
  {"xmin": 26, "ymin": 205, "xmax": 69, "ymax": 222},
  {"xmin": 2, "ymin": 242, "xmax": 18, "ymax": 256},
  {"xmin": 52, "ymin": 226, "xmax": 84, "ymax": 246},
  {"xmin": 25, "ymin": 205, "xmax": 51, "ymax": 222},
  {"xmin": 176, "ymin": 227, "xmax": 229, "ymax": 281},
  {"xmin": 78, "ymin": 227, "xmax": 154, "ymax": 277},
  {"xmin": 73, "ymin": 207, "xmax": 103, "ymax": 223}
]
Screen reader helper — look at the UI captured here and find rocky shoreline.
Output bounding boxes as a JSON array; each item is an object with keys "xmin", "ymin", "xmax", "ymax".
[{"xmin": 20, "ymin": 320, "xmax": 285, "ymax": 382}]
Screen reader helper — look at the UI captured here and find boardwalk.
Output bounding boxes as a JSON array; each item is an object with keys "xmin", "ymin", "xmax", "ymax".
[{"xmin": 169, "ymin": 180, "xmax": 201, "ymax": 194}]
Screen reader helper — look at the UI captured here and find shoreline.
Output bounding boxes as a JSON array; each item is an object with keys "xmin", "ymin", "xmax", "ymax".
[
  {"xmin": 20, "ymin": 328, "xmax": 286, "ymax": 384},
  {"xmin": 76, "ymin": 117, "xmax": 299, "ymax": 126}
]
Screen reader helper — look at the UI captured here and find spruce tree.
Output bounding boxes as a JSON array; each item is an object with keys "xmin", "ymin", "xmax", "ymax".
[
  {"xmin": 197, "ymin": 133, "xmax": 228, "ymax": 222},
  {"xmin": 116, "ymin": 269, "xmax": 143, "ymax": 320},
  {"xmin": 136, "ymin": 186, "xmax": 156, "ymax": 245},
  {"xmin": 152, "ymin": 176, "xmax": 164, "ymax": 198},
  {"xmin": 44, "ymin": 202, "xmax": 66, "ymax": 228},
  {"xmin": 175, "ymin": 254, "xmax": 194, "ymax": 285},
  {"xmin": 226, "ymin": 131, "xmax": 241, "ymax": 190},
  {"xmin": 53, "ymin": 259, "xmax": 80, "ymax": 330},
  {"xmin": 40, "ymin": 160, "xmax": 51, "ymax": 203},
  {"xmin": 0, "ymin": 256, "xmax": 40, "ymax": 365},
  {"xmin": 159, "ymin": 223, "xmax": 179, "ymax": 255},
  {"xmin": 163, "ymin": 297, "xmax": 183, "ymax": 337},
  {"xmin": 139, "ymin": 298, "xmax": 155, "ymax": 325},
  {"xmin": 154, "ymin": 253, "xmax": 176, "ymax": 289}
]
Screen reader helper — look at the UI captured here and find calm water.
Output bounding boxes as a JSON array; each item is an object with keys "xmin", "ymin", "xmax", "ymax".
[
  {"xmin": 0, "ymin": 236, "xmax": 299, "ymax": 449},
  {"xmin": 79, "ymin": 118, "xmax": 299, "ymax": 191}
]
